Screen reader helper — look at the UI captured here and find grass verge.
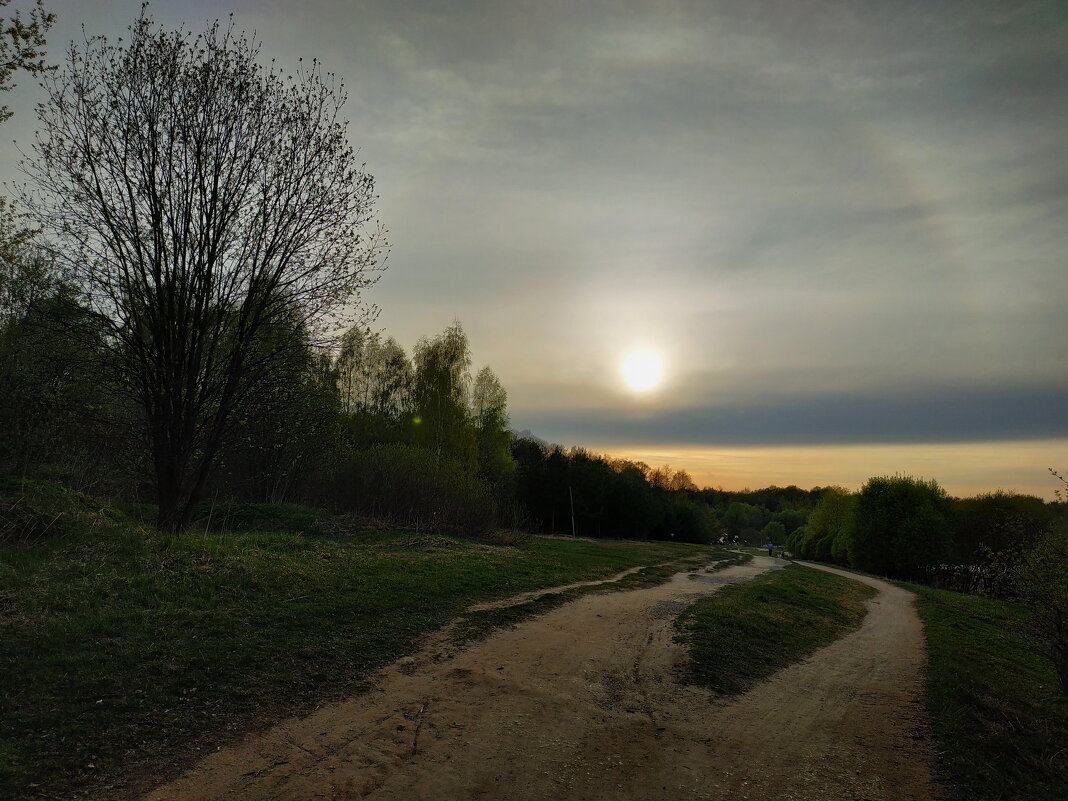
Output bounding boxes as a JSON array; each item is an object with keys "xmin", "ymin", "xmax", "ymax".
[
  {"xmin": 674, "ymin": 563, "xmax": 875, "ymax": 695},
  {"xmin": 1, "ymin": 511, "xmax": 720, "ymax": 801},
  {"xmin": 903, "ymin": 583, "xmax": 1067, "ymax": 801}
]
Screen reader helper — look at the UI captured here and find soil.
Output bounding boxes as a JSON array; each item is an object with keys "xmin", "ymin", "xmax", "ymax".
[{"xmin": 142, "ymin": 557, "xmax": 935, "ymax": 801}]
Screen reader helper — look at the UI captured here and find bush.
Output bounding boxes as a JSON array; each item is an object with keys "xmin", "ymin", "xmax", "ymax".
[
  {"xmin": 944, "ymin": 491, "xmax": 1055, "ymax": 596},
  {"xmin": 846, "ymin": 475, "xmax": 952, "ymax": 580},
  {"xmin": 320, "ymin": 443, "xmax": 497, "ymax": 536},
  {"xmin": 1012, "ymin": 524, "xmax": 1068, "ymax": 695}
]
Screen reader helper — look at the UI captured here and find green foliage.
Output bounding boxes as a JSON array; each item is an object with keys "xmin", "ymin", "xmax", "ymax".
[
  {"xmin": 1011, "ymin": 524, "xmax": 1068, "ymax": 694},
  {"xmin": 0, "ymin": 0, "xmax": 56, "ymax": 124},
  {"xmin": 846, "ymin": 475, "xmax": 952, "ymax": 579},
  {"xmin": 760, "ymin": 520, "xmax": 786, "ymax": 544},
  {"xmin": 510, "ymin": 439, "xmax": 723, "ymax": 543},
  {"xmin": 662, "ymin": 494, "xmax": 725, "ymax": 544},
  {"xmin": 722, "ymin": 501, "xmax": 770, "ymax": 542},
  {"xmin": 772, "ymin": 506, "xmax": 807, "ymax": 535},
  {"xmin": 942, "ymin": 491, "xmax": 1057, "ymax": 596},
  {"xmin": 471, "ymin": 366, "xmax": 516, "ymax": 490},
  {"xmin": 326, "ymin": 321, "xmax": 516, "ymax": 534},
  {"xmin": 0, "ymin": 248, "xmax": 120, "ymax": 487},
  {"xmin": 794, "ymin": 486, "xmax": 855, "ymax": 562},
  {"xmin": 906, "ymin": 582, "xmax": 1067, "ymax": 800},
  {"xmin": 954, "ymin": 491, "xmax": 1054, "ymax": 557},
  {"xmin": 675, "ymin": 564, "xmax": 875, "ymax": 695},
  {"xmin": 335, "ymin": 326, "xmax": 413, "ymax": 443},
  {"xmin": 785, "ymin": 525, "xmax": 806, "ymax": 554},
  {"xmin": 411, "ymin": 322, "xmax": 476, "ymax": 467},
  {"xmin": 323, "ymin": 443, "xmax": 497, "ymax": 536}
]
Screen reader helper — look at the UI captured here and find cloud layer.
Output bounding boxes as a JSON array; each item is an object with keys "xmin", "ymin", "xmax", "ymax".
[{"xmin": 4, "ymin": 1, "xmax": 1065, "ymax": 468}]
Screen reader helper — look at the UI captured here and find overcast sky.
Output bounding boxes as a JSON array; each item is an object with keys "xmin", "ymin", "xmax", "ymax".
[{"xmin": 4, "ymin": 0, "xmax": 1066, "ymax": 496}]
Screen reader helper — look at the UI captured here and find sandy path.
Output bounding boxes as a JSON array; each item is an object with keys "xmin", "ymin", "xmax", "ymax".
[
  {"xmin": 701, "ymin": 562, "xmax": 937, "ymax": 800},
  {"xmin": 143, "ymin": 558, "xmax": 934, "ymax": 801}
]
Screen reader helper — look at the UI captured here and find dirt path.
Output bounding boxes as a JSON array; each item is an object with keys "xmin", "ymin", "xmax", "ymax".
[{"xmin": 143, "ymin": 558, "xmax": 935, "ymax": 801}]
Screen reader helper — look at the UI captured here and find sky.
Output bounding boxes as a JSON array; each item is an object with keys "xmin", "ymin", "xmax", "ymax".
[{"xmin": 3, "ymin": 0, "xmax": 1066, "ymax": 498}]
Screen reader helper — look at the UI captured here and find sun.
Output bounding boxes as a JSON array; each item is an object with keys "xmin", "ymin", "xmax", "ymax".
[{"xmin": 621, "ymin": 349, "xmax": 662, "ymax": 391}]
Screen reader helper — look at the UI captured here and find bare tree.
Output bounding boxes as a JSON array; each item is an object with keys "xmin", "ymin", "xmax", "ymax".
[
  {"xmin": 0, "ymin": 0, "xmax": 56, "ymax": 308},
  {"xmin": 20, "ymin": 12, "xmax": 386, "ymax": 530}
]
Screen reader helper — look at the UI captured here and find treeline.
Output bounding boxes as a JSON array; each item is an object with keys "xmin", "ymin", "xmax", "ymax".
[
  {"xmin": 786, "ymin": 475, "xmax": 1068, "ymax": 692},
  {"xmin": 786, "ymin": 476, "xmax": 1066, "ymax": 592},
  {"xmin": 512, "ymin": 439, "xmax": 721, "ymax": 542},
  {"xmin": 0, "ymin": 261, "xmax": 513, "ymax": 534},
  {"xmin": 0, "ymin": 259, "xmax": 803, "ymax": 544},
  {"xmin": 2, "ymin": 224, "xmax": 823, "ymax": 542},
  {"xmin": 511, "ymin": 443, "xmax": 823, "ymax": 546},
  {"xmin": 0, "ymin": 10, "xmax": 811, "ymax": 546},
  {"xmin": 2, "ymin": 264, "xmax": 823, "ymax": 545},
  {"xmin": 695, "ymin": 485, "xmax": 816, "ymax": 545}
]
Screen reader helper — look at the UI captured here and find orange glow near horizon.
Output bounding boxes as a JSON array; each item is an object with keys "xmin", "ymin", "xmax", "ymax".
[{"xmin": 584, "ymin": 439, "xmax": 1068, "ymax": 501}]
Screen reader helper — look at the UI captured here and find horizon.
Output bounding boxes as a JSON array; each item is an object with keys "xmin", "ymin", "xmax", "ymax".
[{"xmin": 3, "ymin": 0, "xmax": 1065, "ymax": 500}]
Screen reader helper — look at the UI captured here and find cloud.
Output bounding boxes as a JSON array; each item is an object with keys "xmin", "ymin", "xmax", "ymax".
[
  {"xmin": 5, "ymin": 0, "xmax": 1066, "ymax": 468},
  {"xmin": 515, "ymin": 378, "xmax": 1068, "ymax": 447}
]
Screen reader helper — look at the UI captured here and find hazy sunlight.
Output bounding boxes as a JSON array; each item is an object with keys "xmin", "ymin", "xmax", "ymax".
[{"xmin": 621, "ymin": 349, "xmax": 662, "ymax": 391}]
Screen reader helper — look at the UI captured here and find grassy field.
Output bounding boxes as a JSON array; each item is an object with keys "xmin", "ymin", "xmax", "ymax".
[
  {"xmin": 674, "ymin": 562, "xmax": 876, "ymax": 695},
  {"xmin": 905, "ymin": 583, "xmax": 1068, "ymax": 801},
  {"xmin": 0, "ymin": 494, "xmax": 723, "ymax": 800}
]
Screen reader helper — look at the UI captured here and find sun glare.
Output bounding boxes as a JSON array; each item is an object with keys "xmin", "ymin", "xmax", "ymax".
[{"xmin": 621, "ymin": 349, "xmax": 662, "ymax": 391}]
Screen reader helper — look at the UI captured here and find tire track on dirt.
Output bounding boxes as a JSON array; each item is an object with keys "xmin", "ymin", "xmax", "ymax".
[{"xmin": 143, "ymin": 558, "xmax": 934, "ymax": 801}]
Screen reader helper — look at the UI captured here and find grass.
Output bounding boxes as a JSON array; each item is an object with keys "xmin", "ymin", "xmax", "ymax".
[
  {"xmin": 903, "ymin": 583, "xmax": 1068, "ymax": 801},
  {"xmin": 674, "ymin": 563, "xmax": 875, "ymax": 695},
  {"xmin": 0, "ymin": 503, "xmax": 723, "ymax": 801},
  {"xmin": 449, "ymin": 551, "xmax": 751, "ymax": 648}
]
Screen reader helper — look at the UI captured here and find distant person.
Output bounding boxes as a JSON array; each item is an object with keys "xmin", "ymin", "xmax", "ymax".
[{"xmin": 767, "ymin": 543, "xmax": 773, "ymax": 556}]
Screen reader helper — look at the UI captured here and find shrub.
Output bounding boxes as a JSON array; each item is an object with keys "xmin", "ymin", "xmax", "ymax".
[
  {"xmin": 1012, "ymin": 524, "xmax": 1068, "ymax": 695},
  {"xmin": 945, "ymin": 491, "xmax": 1055, "ymax": 596}
]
